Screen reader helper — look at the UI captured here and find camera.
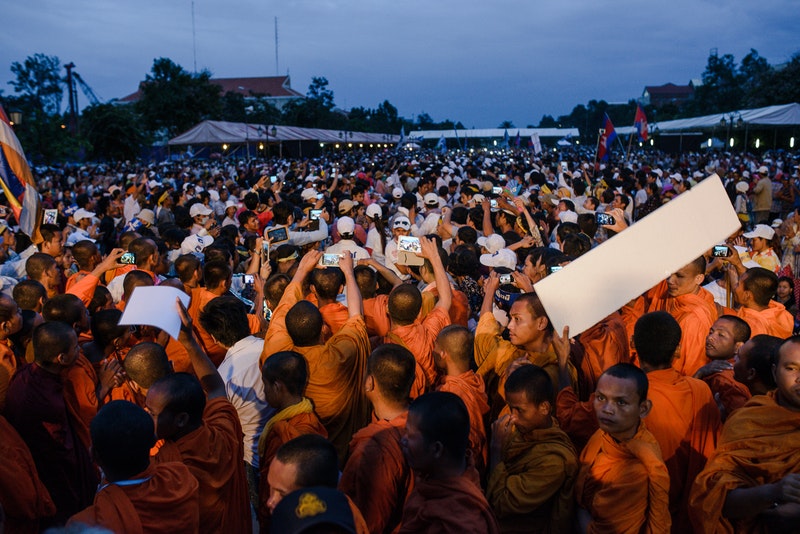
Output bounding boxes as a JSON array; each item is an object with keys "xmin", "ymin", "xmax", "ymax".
[
  {"xmin": 499, "ymin": 273, "xmax": 513, "ymax": 285},
  {"xmin": 120, "ymin": 252, "xmax": 136, "ymax": 265},
  {"xmin": 712, "ymin": 245, "xmax": 731, "ymax": 258},
  {"xmin": 596, "ymin": 213, "xmax": 615, "ymax": 226}
]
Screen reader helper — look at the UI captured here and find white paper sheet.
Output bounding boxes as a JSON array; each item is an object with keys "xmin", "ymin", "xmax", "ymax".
[
  {"xmin": 118, "ymin": 285, "xmax": 191, "ymax": 340},
  {"xmin": 533, "ymin": 174, "xmax": 740, "ymax": 336}
]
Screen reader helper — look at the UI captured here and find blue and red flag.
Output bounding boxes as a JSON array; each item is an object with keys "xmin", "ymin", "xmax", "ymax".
[
  {"xmin": 514, "ymin": 130, "xmax": 521, "ymax": 148},
  {"xmin": 0, "ymin": 105, "xmax": 41, "ymax": 242},
  {"xmin": 634, "ymin": 104, "xmax": 648, "ymax": 142},
  {"xmin": 597, "ymin": 114, "xmax": 617, "ymax": 162}
]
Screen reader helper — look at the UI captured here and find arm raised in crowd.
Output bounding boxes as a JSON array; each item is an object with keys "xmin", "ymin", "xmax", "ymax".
[
  {"xmin": 339, "ymin": 253, "xmax": 363, "ymax": 318},
  {"xmin": 175, "ymin": 297, "xmax": 226, "ymax": 400}
]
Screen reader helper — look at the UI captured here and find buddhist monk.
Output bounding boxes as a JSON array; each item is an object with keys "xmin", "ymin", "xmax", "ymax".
[
  {"xmin": 694, "ymin": 315, "xmax": 752, "ymax": 420},
  {"xmin": 258, "ymin": 351, "xmax": 327, "ymax": 532},
  {"xmin": 0, "ymin": 414, "xmax": 55, "ymax": 533},
  {"xmin": 399, "ymin": 391, "xmax": 500, "ymax": 534},
  {"xmin": 68, "ymin": 400, "xmax": 200, "ymax": 533},
  {"xmin": 260, "ymin": 250, "xmax": 371, "ymax": 461},
  {"xmin": 576, "ymin": 363, "xmax": 672, "ymax": 533},
  {"xmin": 355, "ymin": 259, "xmax": 398, "ymax": 337},
  {"xmin": 689, "ymin": 335, "xmax": 800, "ymax": 532},
  {"xmin": 311, "ymin": 266, "xmax": 350, "ymax": 336},
  {"xmin": 731, "ymin": 267, "xmax": 794, "ymax": 338},
  {"xmin": 622, "ymin": 256, "xmax": 717, "ymax": 376},
  {"xmin": 5, "ymin": 321, "xmax": 97, "ymax": 526},
  {"xmin": 633, "ymin": 311, "xmax": 721, "ymax": 533},
  {"xmin": 266, "ymin": 435, "xmax": 369, "ymax": 534},
  {"xmin": 733, "ymin": 334, "xmax": 781, "ymax": 396},
  {"xmin": 475, "ymin": 273, "xmax": 577, "ymax": 401},
  {"xmin": 487, "ymin": 364, "xmax": 578, "ymax": 533},
  {"xmin": 0, "ymin": 294, "xmax": 23, "ymax": 411},
  {"xmin": 147, "ymin": 299, "xmax": 251, "ymax": 534},
  {"xmin": 434, "ymin": 325, "xmax": 490, "ymax": 476},
  {"xmin": 381, "ymin": 236, "xmax": 452, "ymax": 395},
  {"xmin": 575, "ymin": 312, "xmax": 631, "ymax": 398},
  {"xmin": 116, "ymin": 341, "xmax": 174, "ymax": 407},
  {"xmin": 340, "ymin": 344, "xmax": 416, "ymax": 534},
  {"xmin": 418, "ymin": 249, "xmax": 470, "ymax": 327}
]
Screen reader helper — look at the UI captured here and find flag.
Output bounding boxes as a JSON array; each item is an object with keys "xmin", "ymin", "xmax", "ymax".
[
  {"xmin": 634, "ymin": 104, "xmax": 648, "ymax": 142},
  {"xmin": 597, "ymin": 114, "xmax": 617, "ymax": 162},
  {"xmin": 557, "ymin": 134, "xmax": 573, "ymax": 147},
  {"xmin": 436, "ymin": 135, "xmax": 446, "ymax": 153},
  {"xmin": 396, "ymin": 126, "xmax": 406, "ymax": 152},
  {"xmin": 0, "ymin": 105, "xmax": 41, "ymax": 242},
  {"xmin": 503, "ymin": 129, "xmax": 510, "ymax": 148},
  {"xmin": 515, "ymin": 130, "xmax": 521, "ymax": 148},
  {"xmin": 531, "ymin": 133, "xmax": 542, "ymax": 155}
]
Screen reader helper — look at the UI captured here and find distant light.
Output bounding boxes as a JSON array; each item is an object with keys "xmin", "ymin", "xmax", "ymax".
[
  {"xmin": 359, "ymin": 143, "xmax": 363, "ymax": 148},
  {"xmin": 222, "ymin": 144, "xmax": 228, "ymax": 150},
  {"xmin": 493, "ymin": 140, "xmax": 497, "ymax": 146},
  {"xmin": 650, "ymin": 138, "xmax": 654, "ymax": 146},
  {"xmin": 258, "ymin": 143, "xmax": 264, "ymax": 150},
  {"xmin": 791, "ymin": 137, "xmax": 796, "ymax": 148},
  {"xmin": 638, "ymin": 142, "xmax": 643, "ymax": 147},
  {"xmin": 370, "ymin": 144, "xmax": 373, "ymax": 148},
  {"xmin": 61, "ymin": 124, "xmax": 66, "ymax": 129},
  {"xmin": 319, "ymin": 143, "xmax": 324, "ymax": 148},
  {"xmin": 348, "ymin": 143, "xmax": 353, "ymax": 148},
  {"xmin": 575, "ymin": 140, "xmax": 580, "ymax": 145},
  {"xmin": 335, "ymin": 144, "xmax": 340, "ymax": 149},
  {"xmin": 707, "ymin": 138, "xmax": 712, "ymax": 147},
  {"xmin": 755, "ymin": 138, "xmax": 760, "ymax": 149},
  {"xmin": 729, "ymin": 138, "xmax": 734, "ymax": 148}
]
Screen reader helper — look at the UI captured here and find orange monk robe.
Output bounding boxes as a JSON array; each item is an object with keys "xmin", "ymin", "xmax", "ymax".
[
  {"xmin": 165, "ymin": 337, "xmax": 195, "ymax": 374},
  {"xmin": 103, "ymin": 264, "xmax": 135, "ymax": 285},
  {"xmin": 384, "ymin": 306, "xmax": 450, "ymax": 395},
  {"xmin": 474, "ymin": 313, "xmax": 578, "ymax": 401},
  {"xmin": 65, "ymin": 270, "xmax": 92, "ymax": 293},
  {"xmin": 0, "ymin": 338, "xmax": 20, "ymax": 411},
  {"xmin": 68, "ymin": 463, "xmax": 200, "ymax": 534},
  {"xmin": 153, "ymin": 397, "xmax": 251, "ymax": 534},
  {"xmin": 700, "ymin": 368, "xmax": 751, "ymax": 421},
  {"xmin": 257, "ymin": 406, "xmax": 328, "ymax": 531},
  {"xmin": 261, "ymin": 280, "xmax": 371, "ymax": 462},
  {"xmin": 645, "ymin": 368, "xmax": 721, "ymax": 533},
  {"xmin": 576, "ymin": 423, "xmax": 672, "ymax": 534},
  {"xmin": 363, "ymin": 294, "xmax": 391, "ymax": 337},
  {"xmin": 0, "ymin": 415, "xmax": 55, "ymax": 533},
  {"xmin": 734, "ymin": 301, "xmax": 794, "ymax": 338},
  {"xmin": 420, "ymin": 282, "xmax": 470, "ymax": 327},
  {"xmin": 398, "ymin": 470, "xmax": 500, "ymax": 534},
  {"xmin": 689, "ymin": 391, "xmax": 800, "ymax": 533},
  {"xmin": 438, "ymin": 371, "xmax": 490, "ymax": 475},
  {"xmin": 576, "ymin": 313, "xmax": 631, "ymax": 397},
  {"xmin": 346, "ymin": 496, "xmax": 371, "ymax": 534},
  {"xmin": 66, "ymin": 272, "xmax": 102, "ymax": 308},
  {"xmin": 63, "ymin": 353, "xmax": 100, "ymax": 449},
  {"xmin": 319, "ymin": 301, "xmax": 350, "ymax": 335},
  {"xmin": 340, "ymin": 412, "xmax": 414, "ymax": 534},
  {"xmin": 486, "ymin": 423, "xmax": 578, "ymax": 534},
  {"xmin": 555, "ymin": 387, "xmax": 598, "ymax": 452},
  {"xmin": 624, "ymin": 280, "xmax": 717, "ymax": 376}
]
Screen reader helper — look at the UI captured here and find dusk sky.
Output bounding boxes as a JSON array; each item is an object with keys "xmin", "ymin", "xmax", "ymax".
[{"xmin": 4, "ymin": 0, "xmax": 799, "ymax": 129}]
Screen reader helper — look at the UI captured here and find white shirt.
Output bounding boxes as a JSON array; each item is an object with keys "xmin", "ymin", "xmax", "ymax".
[
  {"xmin": 217, "ymin": 335, "xmax": 274, "ymax": 468},
  {"xmin": 365, "ymin": 226, "xmax": 387, "ymax": 265},
  {"xmin": 325, "ymin": 239, "xmax": 370, "ymax": 261},
  {"xmin": 123, "ymin": 194, "xmax": 141, "ymax": 223}
]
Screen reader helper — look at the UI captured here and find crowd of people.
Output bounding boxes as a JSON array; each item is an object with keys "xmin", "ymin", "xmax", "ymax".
[{"xmin": 1, "ymin": 146, "xmax": 799, "ymax": 533}]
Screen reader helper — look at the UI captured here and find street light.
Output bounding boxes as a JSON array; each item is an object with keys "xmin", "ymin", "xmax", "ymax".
[
  {"xmin": 720, "ymin": 113, "xmax": 744, "ymax": 151},
  {"xmin": 9, "ymin": 111, "xmax": 22, "ymax": 126}
]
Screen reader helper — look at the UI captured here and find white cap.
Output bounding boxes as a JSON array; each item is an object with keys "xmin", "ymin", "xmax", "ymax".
[
  {"xmin": 337, "ymin": 216, "xmax": 355, "ymax": 235},
  {"xmin": 180, "ymin": 234, "xmax": 215, "ymax": 255},
  {"xmin": 392, "ymin": 216, "xmax": 411, "ymax": 230},
  {"xmin": 392, "ymin": 187, "xmax": 404, "ymax": 199},
  {"xmin": 758, "ymin": 166, "xmax": 769, "ymax": 175},
  {"xmin": 137, "ymin": 209, "xmax": 155, "ymax": 226},
  {"xmin": 189, "ymin": 203, "xmax": 213, "ymax": 217},
  {"xmin": 73, "ymin": 208, "xmax": 95, "ymax": 223},
  {"xmin": 479, "ymin": 248, "xmax": 517, "ymax": 270},
  {"xmin": 476, "ymin": 234, "xmax": 506, "ymax": 254},
  {"xmin": 423, "ymin": 192, "xmax": 440, "ymax": 207},
  {"xmin": 743, "ymin": 224, "xmax": 775, "ymax": 240},
  {"xmin": 301, "ymin": 188, "xmax": 317, "ymax": 201},
  {"xmin": 558, "ymin": 210, "xmax": 578, "ymax": 224},
  {"xmin": 365, "ymin": 204, "xmax": 382, "ymax": 218}
]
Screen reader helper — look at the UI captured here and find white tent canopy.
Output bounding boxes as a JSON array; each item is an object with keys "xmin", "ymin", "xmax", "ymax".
[
  {"xmin": 411, "ymin": 127, "xmax": 579, "ymax": 140},
  {"xmin": 616, "ymin": 102, "xmax": 800, "ymax": 134},
  {"xmin": 168, "ymin": 120, "xmax": 400, "ymax": 145}
]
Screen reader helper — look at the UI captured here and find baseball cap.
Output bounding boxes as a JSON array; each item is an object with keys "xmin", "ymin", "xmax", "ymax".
[
  {"xmin": 392, "ymin": 216, "xmax": 411, "ymax": 230},
  {"xmin": 137, "ymin": 209, "xmax": 155, "ymax": 226},
  {"xmin": 558, "ymin": 210, "xmax": 578, "ymax": 224},
  {"xmin": 743, "ymin": 224, "xmax": 775, "ymax": 241},
  {"xmin": 73, "ymin": 208, "xmax": 95, "ymax": 223},
  {"xmin": 758, "ymin": 166, "xmax": 769, "ymax": 175},
  {"xmin": 365, "ymin": 204, "xmax": 382, "ymax": 218},
  {"xmin": 180, "ymin": 234, "xmax": 215, "ymax": 256},
  {"xmin": 480, "ymin": 248, "xmax": 517, "ymax": 270},
  {"xmin": 423, "ymin": 192, "xmax": 440, "ymax": 207},
  {"xmin": 392, "ymin": 187, "xmax": 404, "ymax": 200},
  {"xmin": 735, "ymin": 181, "xmax": 749, "ymax": 193},
  {"xmin": 337, "ymin": 216, "xmax": 355, "ymax": 235},
  {"xmin": 270, "ymin": 487, "xmax": 356, "ymax": 534},
  {"xmin": 189, "ymin": 203, "xmax": 213, "ymax": 218},
  {"xmin": 301, "ymin": 188, "xmax": 317, "ymax": 201},
  {"xmin": 476, "ymin": 234, "xmax": 506, "ymax": 254},
  {"xmin": 338, "ymin": 199, "xmax": 356, "ymax": 215}
]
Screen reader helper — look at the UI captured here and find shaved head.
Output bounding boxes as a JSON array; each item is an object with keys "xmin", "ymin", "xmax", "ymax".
[{"xmin": 124, "ymin": 342, "xmax": 172, "ymax": 389}]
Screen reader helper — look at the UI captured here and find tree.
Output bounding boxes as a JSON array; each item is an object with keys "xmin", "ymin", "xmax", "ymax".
[
  {"xmin": 498, "ymin": 120, "xmax": 515, "ymax": 128},
  {"xmin": 136, "ymin": 58, "xmax": 222, "ymax": 138},
  {"xmin": 688, "ymin": 52, "xmax": 742, "ymax": 114},
  {"xmin": 371, "ymin": 100, "xmax": 400, "ymax": 133},
  {"xmin": 538, "ymin": 115, "xmax": 557, "ymax": 127},
  {"xmin": 80, "ymin": 103, "xmax": 146, "ymax": 160},
  {"xmin": 9, "ymin": 53, "xmax": 63, "ymax": 116},
  {"xmin": 281, "ymin": 76, "xmax": 341, "ymax": 128},
  {"xmin": 739, "ymin": 49, "xmax": 773, "ymax": 107}
]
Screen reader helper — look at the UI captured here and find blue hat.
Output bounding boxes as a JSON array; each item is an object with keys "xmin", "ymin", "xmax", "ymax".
[
  {"xmin": 271, "ymin": 487, "xmax": 356, "ymax": 534},
  {"xmin": 64, "ymin": 204, "xmax": 79, "ymax": 217}
]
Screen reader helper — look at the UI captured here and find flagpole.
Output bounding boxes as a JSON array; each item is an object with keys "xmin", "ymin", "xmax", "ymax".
[
  {"xmin": 592, "ymin": 128, "xmax": 603, "ymax": 180},
  {"xmin": 625, "ymin": 132, "xmax": 634, "ymax": 163}
]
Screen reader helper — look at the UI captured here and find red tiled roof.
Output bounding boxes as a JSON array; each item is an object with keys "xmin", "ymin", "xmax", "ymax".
[{"xmin": 118, "ymin": 75, "xmax": 303, "ymax": 103}]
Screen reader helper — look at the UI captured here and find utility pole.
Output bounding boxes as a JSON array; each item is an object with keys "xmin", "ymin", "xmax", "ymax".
[
  {"xmin": 275, "ymin": 17, "xmax": 279, "ymax": 76},
  {"xmin": 64, "ymin": 62, "xmax": 78, "ymax": 135}
]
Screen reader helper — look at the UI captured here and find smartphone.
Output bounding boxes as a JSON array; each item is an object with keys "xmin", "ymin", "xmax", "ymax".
[
  {"xmin": 316, "ymin": 193, "xmax": 324, "ymax": 200},
  {"xmin": 43, "ymin": 209, "xmax": 58, "ymax": 225},
  {"xmin": 270, "ymin": 176, "xmax": 277, "ymax": 183},
  {"xmin": 310, "ymin": 209, "xmax": 323, "ymax": 220},
  {"xmin": 120, "ymin": 252, "xmax": 136, "ymax": 265},
  {"xmin": 549, "ymin": 265, "xmax": 563, "ymax": 274},
  {"xmin": 712, "ymin": 245, "xmax": 732, "ymax": 258},
  {"xmin": 499, "ymin": 273, "xmax": 513, "ymax": 285},
  {"xmin": 243, "ymin": 274, "xmax": 255, "ymax": 285},
  {"xmin": 266, "ymin": 227, "xmax": 289, "ymax": 243},
  {"xmin": 492, "ymin": 186, "xmax": 503, "ymax": 195},
  {"xmin": 263, "ymin": 301, "xmax": 273, "ymax": 322},
  {"xmin": 490, "ymin": 199, "xmax": 498, "ymax": 209},
  {"xmin": 596, "ymin": 213, "xmax": 615, "ymax": 226},
  {"xmin": 398, "ymin": 235, "xmax": 421, "ymax": 253},
  {"xmin": 560, "ymin": 161, "xmax": 568, "ymax": 173},
  {"xmin": 321, "ymin": 253, "xmax": 341, "ymax": 266}
]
